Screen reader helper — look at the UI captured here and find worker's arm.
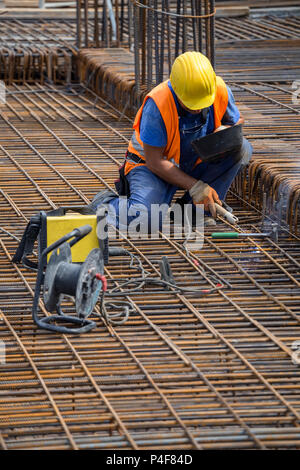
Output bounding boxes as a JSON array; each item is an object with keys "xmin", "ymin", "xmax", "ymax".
[
  {"xmin": 143, "ymin": 143, "xmax": 197, "ymax": 191},
  {"xmin": 143, "ymin": 143, "xmax": 221, "ymax": 216},
  {"xmin": 237, "ymin": 115, "xmax": 244, "ymax": 126},
  {"xmin": 216, "ymin": 85, "xmax": 244, "ymax": 132}
]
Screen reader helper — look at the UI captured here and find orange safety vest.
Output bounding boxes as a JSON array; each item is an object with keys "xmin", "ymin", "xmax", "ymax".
[{"xmin": 125, "ymin": 77, "xmax": 229, "ymax": 175}]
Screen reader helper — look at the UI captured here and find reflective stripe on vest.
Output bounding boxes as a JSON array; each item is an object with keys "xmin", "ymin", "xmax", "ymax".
[
  {"xmin": 125, "ymin": 77, "xmax": 229, "ymax": 175},
  {"xmin": 131, "ymin": 131, "xmax": 145, "ymax": 157},
  {"xmin": 168, "ymin": 157, "xmax": 179, "ymax": 168}
]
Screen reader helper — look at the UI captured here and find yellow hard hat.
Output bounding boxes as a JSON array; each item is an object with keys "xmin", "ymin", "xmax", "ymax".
[{"xmin": 170, "ymin": 51, "xmax": 216, "ymax": 111}]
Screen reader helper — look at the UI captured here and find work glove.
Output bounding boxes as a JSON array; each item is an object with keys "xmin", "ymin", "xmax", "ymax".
[{"xmin": 189, "ymin": 180, "xmax": 221, "ymax": 218}]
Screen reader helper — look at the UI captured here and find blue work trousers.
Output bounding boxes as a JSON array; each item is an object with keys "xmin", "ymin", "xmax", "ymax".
[{"xmin": 107, "ymin": 138, "xmax": 252, "ymax": 230}]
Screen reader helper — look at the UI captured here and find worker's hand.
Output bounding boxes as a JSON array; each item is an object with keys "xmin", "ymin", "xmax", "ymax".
[{"xmin": 189, "ymin": 180, "xmax": 222, "ymax": 218}]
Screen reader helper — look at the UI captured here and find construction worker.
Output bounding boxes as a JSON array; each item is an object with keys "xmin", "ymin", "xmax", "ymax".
[{"xmin": 88, "ymin": 51, "xmax": 252, "ymax": 232}]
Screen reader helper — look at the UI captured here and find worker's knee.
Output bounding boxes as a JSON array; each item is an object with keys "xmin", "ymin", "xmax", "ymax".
[
  {"xmin": 233, "ymin": 137, "xmax": 253, "ymax": 167},
  {"xmin": 128, "ymin": 200, "xmax": 169, "ymax": 234}
]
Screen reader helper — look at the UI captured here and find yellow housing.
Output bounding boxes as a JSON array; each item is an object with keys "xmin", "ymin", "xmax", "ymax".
[{"xmin": 46, "ymin": 213, "xmax": 99, "ymax": 262}]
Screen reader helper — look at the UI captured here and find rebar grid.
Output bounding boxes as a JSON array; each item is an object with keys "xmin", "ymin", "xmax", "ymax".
[
  {"xmin": 0, "ymin": 18, "xmax": 78, "ymax": 85},
  {"xmin": 0, "ymin": 85, "xmax": 299, "ymax": 449},
  {"xmin": 1, "ymin": 14, "xmax": 299, "ymax": 51},
  {"xmin": 1, "ymin": 14, "xmax": 300, "ymax": 86},
  {"xmin": 76, "ymin": 3, "xmax": 300, "ymax": 48},
  {"xmin": 228, "ymin": 81, "xmax": 300, "ymax": 234}
]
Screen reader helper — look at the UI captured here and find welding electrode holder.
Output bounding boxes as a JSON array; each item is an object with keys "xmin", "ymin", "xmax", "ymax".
[
  {"xmin": 215, "ymin": 203, "xmax": 239, "ymax": 224},
  {"xmin": 32, "ymin": 225, "xmax": 105, "ymax": 335}
]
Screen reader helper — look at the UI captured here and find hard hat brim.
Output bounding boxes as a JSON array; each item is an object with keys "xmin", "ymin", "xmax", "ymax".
[{"xmin": 178, "ymin": 91, "xmax": 216, "ymax": 111}]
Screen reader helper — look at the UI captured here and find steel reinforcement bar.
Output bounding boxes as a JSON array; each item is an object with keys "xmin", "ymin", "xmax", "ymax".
[{"xmin": 0, "ymin": 85, "xmax": 299, "ymax": 449}]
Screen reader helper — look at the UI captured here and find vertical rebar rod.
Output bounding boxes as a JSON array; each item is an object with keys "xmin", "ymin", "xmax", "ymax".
[
  {"xmin": 166, "ymin": 0, "xmax": 172, "ymax": 74},
  {"xmin": 182, "ymin": 0, "xmax": 187, "ymax": 53},
  {"xmin": 205, "ymin": 0, "xmax": 210, "ymax": 60},
  {"xmin": 147, "ymin": 0, "xmax": 153, "ymax": 89},
  {"xmin": 191, "ymin": 0, "xmax": 197, "ymax": 51},
  {"xmin": 159, "ymin": 0, "xmax": 166, "ymax": 83},
  {"xmin": 261, "ymin": 192, "xmax": 267, "ymax": 229},
  {"xmin": 128, "ymin": 0, "xmax": 132, "ymax": 50},
  {"xmin": 120, "ymin": 0, "xmax": 124, "ymax": 43},
  {"xmin": 94, "ymin": 0, "xmax": 100, "ymax": 47},
  {"xmin": 141, "ymin": 0, "xmax": 147, "ymax": 85},
  {"xmin": 104, "ymin": 0, "xmax": 110, "ymax": 47},
  {"xmin": 133, "ymin": 2, "xmax": 141, "ymax": 96},
  {"xmin": 175, "ymin": 0, "xmax": 181, "ymax": 58},
  {"xmin": 210, "ymin": 0, "xmax": 215, "ymax": 66},
  {"xmin": 198, "ymin": 0, "xmax": 203, "ymax": 53},
  {"xmin": 84, "ymin": 0, "xmax": 89, "ymax": 48},
  {"xmin": 76, "ymin": 0, "xmax": 82, "ymax": 49},
  {"xmin": 115, "ymin": 0, "xmax": 120, "ymax": 46},
  {"xmin": 154, "ymin": 0, "xmax": 160, "ymax": 85}
]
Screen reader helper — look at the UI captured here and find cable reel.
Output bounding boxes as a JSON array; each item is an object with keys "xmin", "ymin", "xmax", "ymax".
[
  {"xmin": 14, "ymin": 210, "xmax": 228, "ymax": 336},
  {"xmin": 33, "ymin": 225, "xmax": 106, "ymax": 334}
]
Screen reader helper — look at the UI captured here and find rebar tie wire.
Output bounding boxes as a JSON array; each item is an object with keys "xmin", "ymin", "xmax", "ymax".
[{"xmin": 129, "ymin": 0, "xmax": 216, "ymax": 19}]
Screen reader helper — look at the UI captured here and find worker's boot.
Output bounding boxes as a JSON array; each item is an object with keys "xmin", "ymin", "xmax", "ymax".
[{"xmin": 81, "ymin": 190, "xmax": 116, "ymax": 215}]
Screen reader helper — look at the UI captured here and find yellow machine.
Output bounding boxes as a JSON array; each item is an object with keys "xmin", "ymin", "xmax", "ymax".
[
  {"xmin": 13, "ymin": 206, "xmax": 106, "ymax": 270},
  {"xmin": 12, "ymin": 206, "xmax": 223, "ymax": 335},
  {"xmin": 46, "ymin": 213, "xmax": 99, "ymax": 262}
]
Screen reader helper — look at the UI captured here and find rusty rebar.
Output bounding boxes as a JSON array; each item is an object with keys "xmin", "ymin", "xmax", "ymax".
[{"xmin": 0, "ymin": 84, "xmax": 299, "ymax": 449}]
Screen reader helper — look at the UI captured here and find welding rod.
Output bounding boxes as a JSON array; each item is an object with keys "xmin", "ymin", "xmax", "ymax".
[
  {"xmin": 212, "ymin": 232, "xmax": 271, "ymax": 239},
  {"xmin": 212, "ymin": 223, "xmax": 278, "ymax": 240}
]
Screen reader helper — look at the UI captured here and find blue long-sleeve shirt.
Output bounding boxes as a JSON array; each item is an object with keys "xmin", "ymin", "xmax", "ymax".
[{"xmin": 139, "ymin": 80, "xmax": 240, "ymax": 173}]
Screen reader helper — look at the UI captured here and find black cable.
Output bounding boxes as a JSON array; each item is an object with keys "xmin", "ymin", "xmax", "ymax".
[
  {"xmin": 97, "ymin": 291, "xmax": 132, "ymax": 326},
  {"xmin": 2, "ymin": 225, "xmax": 225, "ymax": 327},
  {"xmin": 106, "ymin": 276, "xmax": 221, "ymax": 296},
  {"xmin": 101, "ymin": 247, "xmax": 224, "ymax": 329}
]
